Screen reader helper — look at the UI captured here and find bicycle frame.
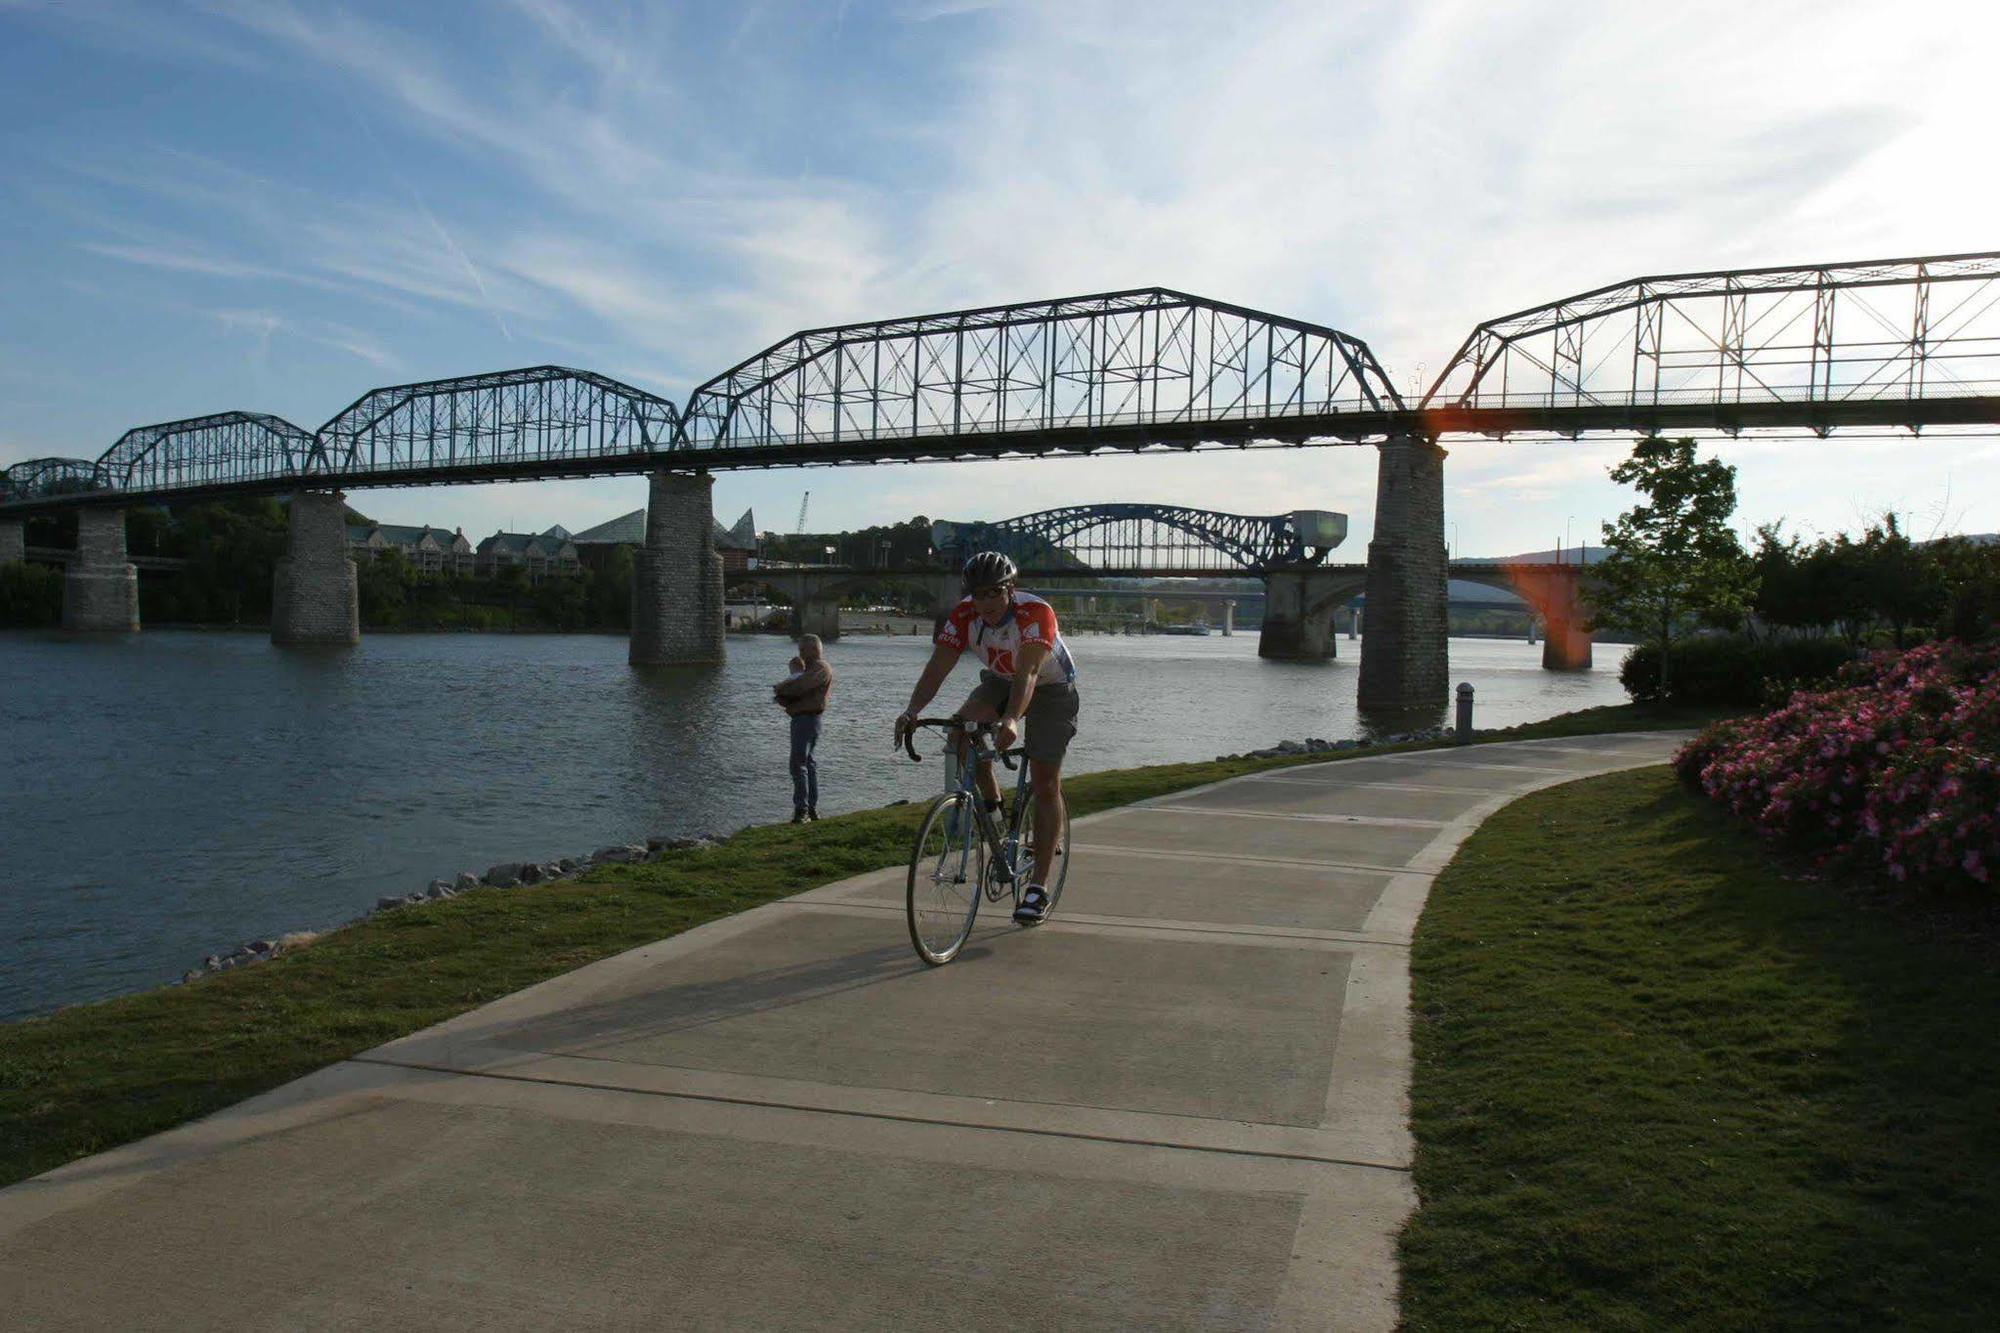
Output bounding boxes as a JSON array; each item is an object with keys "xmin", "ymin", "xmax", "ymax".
[
  {"xmin": 902, "ymin": 715, "xmax": 1070, "ymax": 965},
  {"xmin": 951, "ymin": 729, "xmax": 1037, "ymax": 899}
]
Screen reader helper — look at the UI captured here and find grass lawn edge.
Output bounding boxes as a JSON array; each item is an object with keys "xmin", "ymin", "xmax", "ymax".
[{"xmin": 1396, "ymin": 764, "xmax": 2000, "ymax": 1330}]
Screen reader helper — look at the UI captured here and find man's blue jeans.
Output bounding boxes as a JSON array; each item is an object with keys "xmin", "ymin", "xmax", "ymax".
[{"xmin": 789, "ymin": 712, "xmax": 821, "ymax": 814}]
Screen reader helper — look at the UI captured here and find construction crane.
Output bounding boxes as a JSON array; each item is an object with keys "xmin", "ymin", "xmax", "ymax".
[{"xmin": 795, "ymin": 491, "xmax": 810, "ymax": 535}]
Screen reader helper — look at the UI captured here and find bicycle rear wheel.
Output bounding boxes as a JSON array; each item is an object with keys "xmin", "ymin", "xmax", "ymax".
[
  {"xmin": 907, "ymin": 791, "xmax": 984, "ymax": 965},
  {"xmin": 1014, "ymin": 791, "xmax": 1072, "ymax": 921}
]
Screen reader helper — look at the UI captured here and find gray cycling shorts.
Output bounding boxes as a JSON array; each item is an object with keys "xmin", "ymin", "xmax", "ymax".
[{"xmin": 959, "ymin": 670, "xmax": 1080, "ymax": 767}]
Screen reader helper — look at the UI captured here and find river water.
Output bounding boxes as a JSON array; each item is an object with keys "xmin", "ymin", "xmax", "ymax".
[{"xmin": 0, "ymin": 628, "xmax": 1629, "ymax": 1020}]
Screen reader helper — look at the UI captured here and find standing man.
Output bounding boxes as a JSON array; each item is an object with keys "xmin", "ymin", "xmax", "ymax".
[
  {"xmin": 774, "ymin": 633, "xmax": 833, "ymax": 823},
  {"xmin": 893, "ymin": 552, "xmax": 1079, "ymax": 923}
]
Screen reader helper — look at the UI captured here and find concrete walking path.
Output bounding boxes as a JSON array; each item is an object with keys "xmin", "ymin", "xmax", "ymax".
[{"xmin": 0, "ymin": 733, "xmax": 1688, "ymax": 1329}]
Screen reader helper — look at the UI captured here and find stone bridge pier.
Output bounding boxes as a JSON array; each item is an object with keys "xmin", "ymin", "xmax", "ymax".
[
  {"xmin": 0, "ymin": 518, "xmax": 24, "ymax": 566},
  {"xmin": 1511, "ymin": 565, "xmax": 1592, "ymax": 670},
  {"xmin": 1258, "ymin": 567, "xmax": 1365, "ymax": 660},
  {"xmin": 631, "ymin": 470, "xmax": 724, "ymax": 665},
  {"xmin": 754, "ymin": 571, "xmax": 840, "ymax": 641},
  {"xmin": 795, "ymin": 592, "xmax": 841, "ymax": 642},
  {"xmin": 1358, "ymin": 436, "xmax": 1450, "ymax": 709},
  {"xmin": 63, "ymin": 508, "xmax": 140, "ymax": 633},
  {"xmin": 927, "ymin": 572, "xmax": 961, "ymax": 630},
  {"xmin": 272, "ymin": 490, "xmax": 360, "ymax": 645}
]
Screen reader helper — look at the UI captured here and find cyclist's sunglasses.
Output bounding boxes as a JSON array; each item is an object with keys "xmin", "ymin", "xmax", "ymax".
[{"xmin": 969, "ymin": 583, "xmax": 1010, "ymax": 601}]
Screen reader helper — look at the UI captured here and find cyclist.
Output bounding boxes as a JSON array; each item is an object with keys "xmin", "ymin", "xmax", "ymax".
[{"xmin": 893, "ymin": 551, "xmax": 1079, "ymax": 923}]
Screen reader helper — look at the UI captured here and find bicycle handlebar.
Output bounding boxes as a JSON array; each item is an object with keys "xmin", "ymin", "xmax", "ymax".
[{"xmin": 900, "ymin": 717, "xmax": 1021, "ymax": 770}]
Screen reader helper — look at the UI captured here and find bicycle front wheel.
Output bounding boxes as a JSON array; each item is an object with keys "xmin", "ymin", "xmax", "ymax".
[{"xmin": 908, "ymin": 791, "xmax": 984, "ymax": 965}]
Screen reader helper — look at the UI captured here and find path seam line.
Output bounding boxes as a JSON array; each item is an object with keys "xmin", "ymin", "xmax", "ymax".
[{"xmin": 345, "ymin": 1054, "xmax": 1414, "ymax": 1175}]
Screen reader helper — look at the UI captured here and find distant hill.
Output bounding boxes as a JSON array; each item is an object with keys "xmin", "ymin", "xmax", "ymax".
[{"xmin": 1456, "ymin": 545, "xmax": 1606, "ymax": 566}]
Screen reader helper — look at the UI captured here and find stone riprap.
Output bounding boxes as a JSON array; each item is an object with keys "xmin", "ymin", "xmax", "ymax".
[{"xmin": 175, "ymin": 835, "xmax": 728, "ymax": 984}]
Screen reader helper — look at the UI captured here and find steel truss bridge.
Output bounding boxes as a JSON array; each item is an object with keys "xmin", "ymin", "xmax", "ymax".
[
  {"xmin": 6, "ymin": 249, "xmax": 2000, "ymax": 512},
  {"xmin": 930, "ymin": 504, "xmax": 1350, "ymax": 577}
]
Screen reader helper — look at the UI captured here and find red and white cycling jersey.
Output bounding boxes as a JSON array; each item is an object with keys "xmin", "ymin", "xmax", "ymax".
[{"xmin": 935, "ymin": 590, "xmax": 1078, "ymax": 686}]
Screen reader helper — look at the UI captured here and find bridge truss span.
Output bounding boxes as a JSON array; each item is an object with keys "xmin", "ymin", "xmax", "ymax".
[
  {"xmin": 681, "ymin": 289, "xmax": 1404, "ymax": 462},
  {"xmin": 312, "ymin": 366, "xmax": 680, "ymax": 486},
  {"xmin": 1, "ymin": 457, "xmax": 106, "ymax": 504},
  {"xmin": 1421, "ymin": 250, "xmax": 2000, "ymax": 437},
  {"xmin": 98, "ymin": 412, "xmax": 320, "ymax": 494}
]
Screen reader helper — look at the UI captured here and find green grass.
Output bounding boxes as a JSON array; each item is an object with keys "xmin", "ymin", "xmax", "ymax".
[
  {"xmin": 1399, "ymin": 766, "xmax": 2000, "ymax": 1331},
  {"xmin": 1477, "ymin": 699, "xmax": 1734, "ymax": 740}
]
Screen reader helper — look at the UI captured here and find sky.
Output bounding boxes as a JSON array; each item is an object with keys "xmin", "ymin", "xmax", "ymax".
[{"xmin": 2, "ymin": 0, "xmax": 1996, "ymax": 557}]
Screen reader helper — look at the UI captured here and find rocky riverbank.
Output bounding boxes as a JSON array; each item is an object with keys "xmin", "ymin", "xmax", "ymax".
[
  {"xmin": 1219, "ymin": 725, "xmax": 1457, "ymax": 761},
  {"xmin": 179, "ymin": 832, "xmax": 731, "ymax": 984}
]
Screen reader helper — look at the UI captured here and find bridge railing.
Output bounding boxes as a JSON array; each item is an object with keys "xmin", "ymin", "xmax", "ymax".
[{"xmin": 680, "ymin": 396, "xmax": 1394, "ymax": 453}]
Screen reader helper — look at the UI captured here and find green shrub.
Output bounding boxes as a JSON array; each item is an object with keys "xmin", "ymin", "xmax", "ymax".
[
  {"xmin": 0, "ymin": 561, "xmax": 63, "ymax": 627},
  {"xmin": 1621, "ymin": 633, "xmax": 1854, "ymax": 705}
]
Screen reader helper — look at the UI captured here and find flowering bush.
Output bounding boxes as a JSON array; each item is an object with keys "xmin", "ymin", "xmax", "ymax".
[{"xmin": 1674, "ymin": 641, "xmax": 2000, "ymax": 888}]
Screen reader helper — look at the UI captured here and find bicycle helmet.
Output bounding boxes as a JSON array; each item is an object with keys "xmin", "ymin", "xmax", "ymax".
[{"xmin": 961, "ymin": 550, "xmax": 1018, "ymax": 593}]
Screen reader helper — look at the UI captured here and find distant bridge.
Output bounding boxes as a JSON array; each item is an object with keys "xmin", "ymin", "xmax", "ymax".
[
  {"xmin": 931, "ymin": 503, "xmax": 1349, "ymax": 576},
  {"xmin": 742, "ymin": 509, "xmax": 1593, "ymax": 671}
]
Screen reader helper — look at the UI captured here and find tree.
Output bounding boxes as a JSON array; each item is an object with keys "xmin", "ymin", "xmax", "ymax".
[
  {"xmin": 1848, "ymin": 514, "xmax": 1943, "ymax": 647},
  {"xmin": 1588, "ymin": 437, "xmax": 1756, "ymax": 696},
  {"xmin": 171, "ymin": 497, "xmax": 288, "ymax": 624},
  {"xmin": 356, "ymin": 548, "xmax": 414, "ymax": 627},
  {"xmin": 0, "ymin": 561, "xmax": 62, "ymax": 627},
  {"xmin": 1928, "ymin": 535, "xmax": 2000, "ymax": 644}
]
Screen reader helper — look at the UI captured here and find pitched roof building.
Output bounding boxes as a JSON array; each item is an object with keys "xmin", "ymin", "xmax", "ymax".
[
  {"xmin": 346, "ymin": 523, "xmax": 475, "ymax": 576},
  {"xmin": 475, "ymin": 529, "xmax": 581, "ymax": 583}
]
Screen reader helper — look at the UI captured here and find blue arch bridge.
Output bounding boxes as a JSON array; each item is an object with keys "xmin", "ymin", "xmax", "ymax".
[{"xmin": 6, "ymin": 249, "xmax": 1999, "ymax": 709}]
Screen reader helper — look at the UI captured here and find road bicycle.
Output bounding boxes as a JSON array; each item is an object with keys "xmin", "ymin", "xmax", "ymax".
[{"xmin": 899, "ymin": 717, "xmax": 1071, "ymax": 965}]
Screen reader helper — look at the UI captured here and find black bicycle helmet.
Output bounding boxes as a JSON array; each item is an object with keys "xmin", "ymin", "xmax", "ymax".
[{"xmin": 961, "ymin": 550, "xmax": 1018, "ymax": 592}]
